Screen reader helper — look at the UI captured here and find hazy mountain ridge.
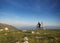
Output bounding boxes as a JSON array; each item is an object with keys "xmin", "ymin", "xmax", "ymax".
[{"xmin": 16, "ymin": 25, "xmax": 60, "ymax": 30}]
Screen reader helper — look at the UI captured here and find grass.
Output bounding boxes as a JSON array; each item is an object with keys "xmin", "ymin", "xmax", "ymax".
[{"xmin": 0, "ymin": 29, "xmax": 60, "ymax": 43}]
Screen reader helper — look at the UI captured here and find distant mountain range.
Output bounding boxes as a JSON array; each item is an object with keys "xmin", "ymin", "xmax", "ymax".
[
  {"xmin": 15, "ymin": 25, "xmax": 60, "ymax": 30},
  {"xmin": 0, "ymin": 23, "xmax": 60, "ymax": 30},
  {"xmin": 45, "ymin": 26, "xmax": 60, "ymax": 29}
]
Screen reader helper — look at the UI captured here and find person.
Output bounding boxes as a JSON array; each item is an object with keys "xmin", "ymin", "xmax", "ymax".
[{"xmin": 37, "ymin": 22, "xmax": 41, "ymax": 28}]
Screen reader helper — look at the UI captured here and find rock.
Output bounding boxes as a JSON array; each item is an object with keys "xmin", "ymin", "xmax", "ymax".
[
  {"xmin": 5, "ymin": 27, "xmax": 9, "ymax": 30},
  {"xmin": 0, "ymin": 29, "xmax": 3, "ymax": 31},
  {"xmin": 31, "ymin": 31, "xmax": 35, "ymax": 34}
]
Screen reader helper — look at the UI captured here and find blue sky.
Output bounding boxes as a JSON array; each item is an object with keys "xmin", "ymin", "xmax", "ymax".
[{"xmin": 0, "ymin": 0, "xmax": 60, "ymax": 27}]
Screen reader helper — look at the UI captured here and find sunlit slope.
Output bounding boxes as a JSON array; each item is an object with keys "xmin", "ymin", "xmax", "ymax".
[{"xmin": 0, "ymin": 23, "xmax": 19, "ymax": 30}]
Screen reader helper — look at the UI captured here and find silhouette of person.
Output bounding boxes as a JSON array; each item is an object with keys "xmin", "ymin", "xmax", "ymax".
[{"xmin": 37, "ymin": 22, "xmax": 41, "ymax": 28}]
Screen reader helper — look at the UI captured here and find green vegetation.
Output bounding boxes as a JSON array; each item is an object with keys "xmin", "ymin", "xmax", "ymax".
[{"xmin": 0, "ymin": 29, "xmax": 60, "ymax": 43}]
